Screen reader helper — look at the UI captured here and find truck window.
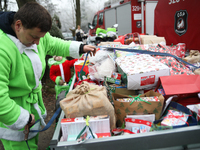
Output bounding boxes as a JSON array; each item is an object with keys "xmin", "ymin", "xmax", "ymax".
[
  {"xmin": 92, "ymin": 15, "xmax": 98, "ymax": 27},
  {"xmin": 99, "ymin": 12, "xmax": 104, "ymax": 25}
]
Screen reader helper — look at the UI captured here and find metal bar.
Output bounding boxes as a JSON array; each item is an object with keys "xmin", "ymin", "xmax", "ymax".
[
  {"xmin": 141, "ymin": 1, "xmax": 144, "ymax": 33},
  {"xmin": 56, "ymin": 126, "xmax": 200, "ymax": 150}
]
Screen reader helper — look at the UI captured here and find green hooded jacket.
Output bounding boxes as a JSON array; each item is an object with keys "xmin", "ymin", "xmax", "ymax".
[{"xmin": 0, "ymin": 30, "xmax": 81, "ymax": 141}]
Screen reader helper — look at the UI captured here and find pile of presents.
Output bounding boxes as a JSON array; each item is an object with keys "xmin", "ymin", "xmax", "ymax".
[{"xmin": 58, "ymin": 34, "xmax": 200, "ymax": 143}]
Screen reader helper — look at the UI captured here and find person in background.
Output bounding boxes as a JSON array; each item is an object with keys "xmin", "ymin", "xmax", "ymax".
[
  {"xmin": 69, "ymin": 27, "xmax": 76, "ymax": 41},
  {"xmin": 75, "ymin": 25, "xmax": 84, "ymax": 41},
  {"xmin": 49, "ymin": 56, "xmax": 77, "ymax": 86},
  {"xmin": 0, "ymin": 2, "xmax": 96, "ymax": 150},
  {"xmin": 49, "ymin": 56, "xmax": 78, "ymax": 122}
]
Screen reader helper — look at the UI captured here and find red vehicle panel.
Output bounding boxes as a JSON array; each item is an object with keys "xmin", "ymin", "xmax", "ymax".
[{"xmin": 154, "ymin": 0, "xmax": 200, "ymax": 51}]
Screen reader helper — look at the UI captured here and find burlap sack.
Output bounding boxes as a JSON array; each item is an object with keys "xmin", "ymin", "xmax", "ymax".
[
  {"xmin": 60, "ymin": 81, "xmax": 116, "ymax": 130},
  {"xmin": 194, "ymin": 68, "xmax": 200, "ymax": 75},
  {"xmin": 183, "ymin": 50, "xmax": 200, "ymax": 64}
]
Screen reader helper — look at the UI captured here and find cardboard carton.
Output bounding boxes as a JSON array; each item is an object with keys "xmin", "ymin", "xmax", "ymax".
[
  {"xmin": 112, "ymin": 90, "xmax": 165, "ymax": 127},
  {"xmin": 140, "ymin": 35, "xmax": 166, "ymax": 44}
]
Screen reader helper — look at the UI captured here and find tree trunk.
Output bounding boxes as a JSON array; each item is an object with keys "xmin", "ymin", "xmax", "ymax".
[
  {"xmin": 0, "ymin": 0, "xmax": 3, "ymax": 10},
  {"xmin": 0, "ymin": 0, "xmax": 8, "ymax": 11},
  {"xmin": 16, "ymin": 0, "xmax": 35, "ymax": 8},
  {"xmin": 75, "ymin": 0, "xmax": 81, "ymax": 27}
]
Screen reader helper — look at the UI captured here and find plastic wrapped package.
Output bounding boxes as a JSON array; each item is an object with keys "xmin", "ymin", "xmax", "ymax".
[
  {"xmin": 89, "ymin": 57, "xmax": 116, "ymax": 81},
  {"xmin": 89, "ymin": 50, "xmax": 113, "ymax": 64}
]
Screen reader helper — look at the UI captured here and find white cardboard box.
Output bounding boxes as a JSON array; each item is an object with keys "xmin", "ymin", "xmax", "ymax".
[
  {"xmin": 116, "ymin": 54, "xmax": 170, "ymax": 90},
  {"xmin": 61, "ymin": 116, "xmax": 110, "ymax": 141}
]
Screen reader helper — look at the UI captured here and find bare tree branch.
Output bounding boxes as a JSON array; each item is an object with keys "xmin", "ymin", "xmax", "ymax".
[
  {"xmin": 75, "ymin": 0, "xmax": 80, "ymax": 28},
  {"xmin": 0, "ymin": 0, "xmax": 8, "ymax": 11}
]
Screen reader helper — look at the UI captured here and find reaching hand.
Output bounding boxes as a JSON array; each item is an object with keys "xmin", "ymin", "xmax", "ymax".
[
  {"xmin": 28, "ymin": 114, "xmax": 35, "ymax": 127},
  {"xmin": 83, "ymin": 45, "xmax": 96, "ymax": 56},
  {"xmin": 59, "ymin": 79, "xmax": 65, "ymax": 85}
]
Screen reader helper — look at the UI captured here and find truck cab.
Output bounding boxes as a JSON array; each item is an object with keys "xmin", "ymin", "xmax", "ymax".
[
  {"xmin": 88, "ymin": 0, "xmax": 132, "ymax": 37},
  {"xmin": 88, "ymin": 9, "xmax": 105, "ymax": 36}
]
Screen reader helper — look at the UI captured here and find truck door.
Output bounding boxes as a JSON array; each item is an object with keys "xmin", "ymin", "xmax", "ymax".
[
  {"xmin": 105, "ymin": 8, "xmax": 116, "ymax": 30},
  {"xmin": 145, "ymin": 1, "xmax": 158, "ymax": 35},
  {"xmin": 105, "ymin": 2, "xmax": 132, "ymax": 36},
  {"xmin": 89, "ymin": 11, "xmax": 105, "ymax": 36},
  {"xmin": 89, "ymin": 14, "xmax": 98, "ymax": 36},
  {"xmin": 98, "ymin": 12, "xmax": 104, "ymax": 28},
  {"xmin": 116, "ymin": 2, "xmax": 132, "ymax": 36}
]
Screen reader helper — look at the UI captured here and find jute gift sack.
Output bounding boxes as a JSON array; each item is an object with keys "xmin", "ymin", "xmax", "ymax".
[{"xmin": 60, "ymin": 81, "xmax": 116, "ymax": 130}]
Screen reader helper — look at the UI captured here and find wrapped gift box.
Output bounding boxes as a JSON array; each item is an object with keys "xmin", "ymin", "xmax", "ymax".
[
  {"xmin": 161, "ymin": 110, "xmax": 189, "ymax": 126},
  {"xmin": 61, "ymin": 115, "xmax": 111, "ymax": 141},
  {"xmin": 125, "ymin": 118, "xmax": 152, "ymax": 133},
  {"xmin": 140, "ymin": 35, "xmax": 166, "ymax": 45},
  {"xmin": 187, "ymin": 104, "xmax": 200, "ymax": 121},
  {"xmin": 116, "ymin": 54, "xmax": 170, "ymax": 90},
  {"xmin": 105, "ymin": 77, "xmax": 121, "ymax": 85}
]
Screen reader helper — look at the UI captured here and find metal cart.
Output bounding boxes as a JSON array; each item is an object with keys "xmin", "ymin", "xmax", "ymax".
[{"xmin": 49, "ymin": 75, "xmax": 200, "ymax": 150}]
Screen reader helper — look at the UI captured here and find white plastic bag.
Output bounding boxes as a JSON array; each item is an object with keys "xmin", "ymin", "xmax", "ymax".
[
  {"xmin": 89, "ymin": 57, "xmax": 116, "ymax": 81},
  {"xmin": 89, "ymin": 50, "xmax": 112, "ymax": 64}
]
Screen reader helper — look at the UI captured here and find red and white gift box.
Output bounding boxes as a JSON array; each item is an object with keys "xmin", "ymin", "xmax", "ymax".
[
  {"xmin": 161, "ymin": 110, "xmax": 189, "ymax": 126},
  {"xmin": 116, "ymin": 54, "xmax": 170, "ymax": 90},
  {"xmin": 125, "ymin": 118, "xmax": 152, "ymax": 133}
]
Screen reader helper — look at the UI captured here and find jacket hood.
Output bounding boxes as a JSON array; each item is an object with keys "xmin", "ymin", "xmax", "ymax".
[
  {"xmin": 0, "ymin": 11, "xmax": 16, "ymax": 36},
  {"xmin": 48, "ymin": 57, "xmax": 66, "ymax": 68}
]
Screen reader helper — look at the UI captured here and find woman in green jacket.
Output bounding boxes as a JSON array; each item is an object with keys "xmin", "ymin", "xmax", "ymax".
[{"xmin": 0, "ymin": 2, "xmax": 95, "ymax": 150}]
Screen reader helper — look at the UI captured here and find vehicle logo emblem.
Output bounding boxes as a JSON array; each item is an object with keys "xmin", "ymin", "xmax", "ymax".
[{"xmin": 174, "ymin": 10, "xmax": 188, "ymax": 36}]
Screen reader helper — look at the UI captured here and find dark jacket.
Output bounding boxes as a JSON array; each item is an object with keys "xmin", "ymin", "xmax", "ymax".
[{"xmin": 0, "ymin": 11, "xmax": 16, "ymax": 36}]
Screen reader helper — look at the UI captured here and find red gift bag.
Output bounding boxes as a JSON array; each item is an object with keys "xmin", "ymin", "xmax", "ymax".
[
  {"xmin": 74, "ymin": 60, "xmax": 89, "ymax": 81},
  {"xmin": 155, "ymin": 75, "xmax": 200, "ymax": 106}
]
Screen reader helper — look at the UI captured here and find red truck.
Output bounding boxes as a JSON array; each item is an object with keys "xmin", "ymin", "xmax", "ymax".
[
  {"xmin": 88, "ymin": 0, "xmax": 158, "ymax": 37},
  {"xmin": 88, "ymin": 0, "xmax": 200, "ymax": 51}
]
